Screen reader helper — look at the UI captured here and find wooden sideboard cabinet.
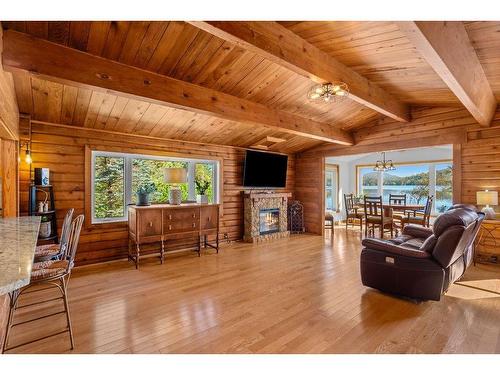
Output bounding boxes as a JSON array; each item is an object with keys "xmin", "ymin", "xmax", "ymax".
[{"xmin": 128, "ymin": 203, "xmax": 220, "ymax": 268}]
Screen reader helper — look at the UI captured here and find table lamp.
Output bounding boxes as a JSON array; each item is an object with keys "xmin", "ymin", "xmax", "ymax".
[
  {"xmin": 476, "ymin": 190, "xmax": 498, "ymax": 219},
  {"xmin": 164, "ymin": 167, "xmax": 187, "ymax": 205}
]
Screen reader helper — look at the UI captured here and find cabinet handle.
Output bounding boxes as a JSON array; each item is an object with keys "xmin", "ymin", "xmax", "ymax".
[
  {"xmin": 192, "ymin": 223, "xmax": 196, "ymax": 228},
  {"xmin": 149, "ymin": 222, "xmax": 153, "ymax": 227},
  {"xmin": 168, "ymin": 225, "xmax": 172, "ymax": 230},
  {"xmin": 192, "ymin": 213, "xmax": 196, "ymax": 218},
  {"xmin": 207, "ymin": 217, "xmax": 211, "ymax": 222},
  {"xmin": 168, "ymin": 214, "xmax": 172, "ymax": 220}
]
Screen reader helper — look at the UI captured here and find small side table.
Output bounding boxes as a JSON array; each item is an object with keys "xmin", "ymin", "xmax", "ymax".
[{"xmin": 475, "ymin": 215, "xmax": 500, "ymax": 265}]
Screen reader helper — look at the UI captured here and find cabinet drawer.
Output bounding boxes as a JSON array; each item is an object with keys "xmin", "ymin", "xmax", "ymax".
[
  {"xmin": 200, "ymin": 206, "xmax": 218, "ymax": 231},
  {"xmin": 163, "ymin": 208, "xmax": 199, "ymax": 233},
  {"xmin": 138, "ymin": 209, "xmax": 162, "ymax": 240}
]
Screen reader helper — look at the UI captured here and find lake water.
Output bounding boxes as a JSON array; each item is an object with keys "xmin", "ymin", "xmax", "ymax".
[{"xmin": 361, "ymin": 185, "xmax": 452, "ymax": 213}]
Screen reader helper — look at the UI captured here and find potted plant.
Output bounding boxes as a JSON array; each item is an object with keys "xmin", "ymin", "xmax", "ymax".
[
  {"xmin": 136, "ymin": 182, "xmax": 156, "ymax": 206},
  {"xmin": 195, "ymin": 180, "xmax": 210, "ymax": 204},
  {"xmin": 39, "ymin": 215, "xmax": 52, "ymax": 238}
]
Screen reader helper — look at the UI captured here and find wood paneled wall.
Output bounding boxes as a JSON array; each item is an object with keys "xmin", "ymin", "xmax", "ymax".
[
  {"xmin": 18, "ymin": 121, "xmax": 295, "ymax": 265},
  {"xmin": 294, "ymin": 154, "xmax": 324, "ymax": 235},
  {"xmin": 297, "ymin": 107, "xmax": 500, "ymax": 235},
  {"xmin": 462, "ymin": 119, "xmax": 500, "ymax": 204},
  {"xmin": 0, "ymin": 27, "xmax": 19, "ymax": 140}
]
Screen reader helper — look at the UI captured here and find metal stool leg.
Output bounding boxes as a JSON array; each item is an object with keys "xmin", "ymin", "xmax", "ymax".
[
  {"xmin": 61, "ymin": 277, "xmax": 74, "ymax": 350},
  {"xmin": 2, "ymin": 292, "xmax": 16, "ymax": 354}
]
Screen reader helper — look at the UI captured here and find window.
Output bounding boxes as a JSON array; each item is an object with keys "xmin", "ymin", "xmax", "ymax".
[
  {"xmin": 435, "ymin": 163, "xmax": 453, "ymax": 213},
  {"xmin": 358, "ymin": 166, "xmax": 381, "ymax": 197},
  {"xmin": 325, "ymin": 165, "xmax": 338, "ymax": 211},
  {"xmin": 356, "ymin": 160, "xmax": 453, "ymax": 214},
  {"xmin": 91, "ymin": 151, "xmax": 219, "ymax": 223}
]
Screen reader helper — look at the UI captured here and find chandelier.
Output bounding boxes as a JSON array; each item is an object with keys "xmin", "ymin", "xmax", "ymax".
[
  {"xmin": 373, "ymin": 152, "xmax": 396, "ymax": 172},
  {"xmin": 307, "ymin": 82, "xmax": 349, "ymax": 103}
]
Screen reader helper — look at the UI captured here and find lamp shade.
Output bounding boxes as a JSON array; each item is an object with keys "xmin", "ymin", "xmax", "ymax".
[
  {"xmin": 164, "ymin": 168, "xmax": 187, "ymax": 184},
  {"xmin": 476, "ymin": 190, "xmax": 498, "ymax": 206}
]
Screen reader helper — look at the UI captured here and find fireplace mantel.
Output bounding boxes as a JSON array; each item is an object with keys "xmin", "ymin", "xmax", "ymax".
[{"xmin": 243, "ymin": 191, "xmax": 291, "ymax": 242}]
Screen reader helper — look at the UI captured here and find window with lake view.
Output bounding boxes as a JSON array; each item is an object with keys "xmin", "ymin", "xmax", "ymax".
[{"xmin": 357, "ymin": 161, "xmax": 453, "ymax": 214}]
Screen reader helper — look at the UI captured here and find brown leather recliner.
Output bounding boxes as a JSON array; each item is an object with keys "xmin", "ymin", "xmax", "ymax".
[{"xmin": 360, "ymin": 207, "xmax": 485, "ymax": 301}]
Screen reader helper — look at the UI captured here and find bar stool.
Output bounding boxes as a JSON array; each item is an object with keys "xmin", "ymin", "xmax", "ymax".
[
  {"xmin": 34, "ymin": 208, "xmax": 74, "ymax": 262},
  {"xmin": 2, "ymin": 215, "xmax": 84, "ymax": 353}
]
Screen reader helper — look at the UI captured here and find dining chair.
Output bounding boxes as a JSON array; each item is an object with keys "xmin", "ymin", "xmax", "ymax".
[
  {"xmin": 2, "ymin": 215, "xmax": 84, "ymax": 353},
  {"xmin": 401, "ymin": 196, "xmax": 434, "ymax": 229},
  {"xmin": 388, "ymin": 194, "xmax": 407, "ymax": 232},
  {"xmin": 34, "ymin": 208, "xmax": 74, "ymax": 262},
  {"xmin": 344, "ymin": 193, "xmax": 363, "ymax": 232},
  {"xmin": 363, "ymin": 195, "xmax": 394, "ymax": 238}
]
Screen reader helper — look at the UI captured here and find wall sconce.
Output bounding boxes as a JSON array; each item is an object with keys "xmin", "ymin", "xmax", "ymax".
[{"xmin": 19, "ymin": 141, "xmax": 32, "ymax": 164}]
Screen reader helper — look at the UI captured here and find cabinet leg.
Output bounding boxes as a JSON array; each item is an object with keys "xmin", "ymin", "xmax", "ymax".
[
  {"xmin": 135, "ymin": 244, "xmax": 140, "ymax": 269},
  {"xmin": 160, "ymin": 240, "xmax": 165, "ymax": 264},
  {"xmin": 216, "ymin": 233, "xmax": 219, "ymax": 254}
]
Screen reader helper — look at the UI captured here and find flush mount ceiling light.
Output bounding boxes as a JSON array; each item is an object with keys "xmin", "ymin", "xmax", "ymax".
[
  {"xmin": 373, "ymin": 152, "xmax": 396, "ymax": 172},
  {"xmin": 307, "ymin": 82, "xmax": 349, "ymax": 103}
]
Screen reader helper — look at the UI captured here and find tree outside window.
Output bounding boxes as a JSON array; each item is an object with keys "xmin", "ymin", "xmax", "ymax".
[{"xmin": 91, "ymin": 151, "xmax": 219, "ymax": 223}]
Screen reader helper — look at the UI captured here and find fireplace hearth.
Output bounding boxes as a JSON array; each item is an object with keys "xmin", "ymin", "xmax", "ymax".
[{"xmin": 259, "ymin": 208, "xmax": 280, "ymax": 235}]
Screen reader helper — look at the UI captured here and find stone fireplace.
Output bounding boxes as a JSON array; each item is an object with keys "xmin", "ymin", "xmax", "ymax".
[{"xmin": 244, "ymin": 192, "xmax": 291, "ymax": 242}]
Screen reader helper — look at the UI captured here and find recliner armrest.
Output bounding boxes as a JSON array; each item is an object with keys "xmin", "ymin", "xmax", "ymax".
[
  {"xmin": 402, "ymin": 225, "xmax": 433, "ymax": 239},
  {"xmin": 362, "ymin": 238, "xmax": 431, "ymax": 259}
]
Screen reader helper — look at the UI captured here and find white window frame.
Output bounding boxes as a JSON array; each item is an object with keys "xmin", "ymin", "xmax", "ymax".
[
  {"xmin": 91, "ymin": 150, "xmax": 220, "ymax": 224},
  {"xmin": 356, "ymin": 160, "xmax": 453, "ymax": 215},
  {"xmin": 325, "ymin": 166, "xmax": 338, "ymax": 212}
]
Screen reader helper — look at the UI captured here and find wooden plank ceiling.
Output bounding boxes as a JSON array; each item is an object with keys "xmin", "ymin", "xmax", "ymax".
[{"xmin": 2, "ymin": 21, "xmax": 500, "ymax": 153}]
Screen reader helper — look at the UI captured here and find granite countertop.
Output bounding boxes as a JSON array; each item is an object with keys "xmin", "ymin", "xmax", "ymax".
[{"xmin": 0, "ymin": 216, "xmax": 41, "ymax": 295}]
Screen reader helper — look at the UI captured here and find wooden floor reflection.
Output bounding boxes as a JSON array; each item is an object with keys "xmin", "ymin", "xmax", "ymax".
[{"xmin": 7, "ymin": 227, "xmax": 500, "ymax": 353}]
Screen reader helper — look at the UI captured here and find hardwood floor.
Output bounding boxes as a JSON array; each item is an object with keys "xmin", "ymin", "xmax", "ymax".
[{"xmin": 5, "ymin": 228, "xmax": 500, "ymax": 354}]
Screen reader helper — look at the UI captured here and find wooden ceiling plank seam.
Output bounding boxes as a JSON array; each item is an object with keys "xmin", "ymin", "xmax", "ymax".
[
  {"xmin": 71, "ymin": 88, "xmax": 93, "ymax": 126},
  {"xmin": 132, "ymin": 22, "xmax": 170, "ymax": 69},
  {"xmin": 180, "ymin": 36, "xmax": 226, "ymax": 83},
  {"xmin": 190, "ymin": 21, "xmax": 410, "ymax": 122},
  {"xmin": 83, "ymin": 91, "xmax": 107, "ymax": 128},
  {"xmin": 101, "ymin": 21, "xmax": 132, "ymax": 61},
  {"xmin": 117, "ymin": 21, "xmax": 151, "ymax": 65},
  {"xmin": 93, "ymin": 93, "xmax": 119, "ymax": 130},
  {"xmin": 131, "ymin": 103, "xmax": 167, "ymax": 135},
  {"xmin": 157, "ymin": 24, "xmax": 201, "ymax": 76},
  {"xmin": 59, "ymin": 84, "xmax": 78, "ymax": 125},
  {"xmin": 168, "ymin": 31, "xmax": 214, "ymax": 79},
  {"xmin": 101, "ymin": 96, "xmax": 130, "ymax": 131},
  {"xmin": 86, "ymin": 21, "xmax": 112, "ymax": 56},
  {"xmin": 145, "ymin": 21, "xmax": 186, "ymax": 73},
  {"xmin": 191, "ymin": 41, "xmax": 235, "ymax": 85}
]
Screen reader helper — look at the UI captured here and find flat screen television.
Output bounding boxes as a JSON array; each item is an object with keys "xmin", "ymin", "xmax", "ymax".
[{"xmin": 243, "ymin": 150, "xmax": 288, "ymax": 188}]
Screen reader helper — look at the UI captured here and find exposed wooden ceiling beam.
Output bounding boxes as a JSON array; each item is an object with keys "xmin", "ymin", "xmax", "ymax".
[
  {"xmin": 397, "ymin": 21, "xmax": 497, "ymax": 127},
  {"xmin": 189, "ymin": 21, "xmax": 410, "ymax": 123},
  {"xmin": 1, "ymin": 30, "xmax": 353, "ymax": 145}
]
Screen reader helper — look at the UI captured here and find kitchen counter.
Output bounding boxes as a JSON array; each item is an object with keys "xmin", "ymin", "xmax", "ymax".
[{"xmin": 0, "ymin": 216, "xmax": 40, "ymax": 295}]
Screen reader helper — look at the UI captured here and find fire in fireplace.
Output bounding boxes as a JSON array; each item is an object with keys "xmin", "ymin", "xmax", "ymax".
[{"xmin": 259, "ymin": 208, "xmax": 280, "ymax": 235}]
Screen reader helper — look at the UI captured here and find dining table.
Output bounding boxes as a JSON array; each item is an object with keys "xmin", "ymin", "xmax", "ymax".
[{"xmin": 354, "ymin": 203, "xmax": 425, "ymax": 217}]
